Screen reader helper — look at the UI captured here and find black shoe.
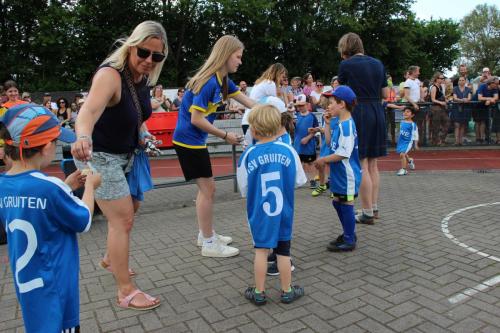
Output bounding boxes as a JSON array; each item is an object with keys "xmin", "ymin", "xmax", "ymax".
[
  {"xmin": 267, "ymin": 251, "xmax": 277, "ymax": 263},
  {"xmin": 244, "ymin": 287, "xmax": 267, "ymax": 306},
  {"xmin": 281, "ymin": 285, "xmax": 304, "ymax": 304},
  {"xmin": 267, "ymin": 260, "xmax": 295, "ymax": 276},
  {"xmin": 329, "ymin": 234, "xmax": 345, "ymax": 246},
  {"xmin": 327, "ymin": 239, "xmax": 356, "ymax": 252},
  {"xmin": 329, "ymin": 234, "xmax": 357, "ymax": 247}
]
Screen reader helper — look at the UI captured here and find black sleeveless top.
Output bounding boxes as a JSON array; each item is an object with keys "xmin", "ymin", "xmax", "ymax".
[
  {"xmin": 93, "ymin": 66, "xmax": 152, "ymax": 154},
  {"xmin": 431, "ymin": 84, "xmax": 445, "ymax": 104}
]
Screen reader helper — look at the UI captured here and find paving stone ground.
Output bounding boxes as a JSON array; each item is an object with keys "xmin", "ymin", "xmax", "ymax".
[{"xmin": 1, "ymin": 170, "xmax": 500, "ymax": 332}]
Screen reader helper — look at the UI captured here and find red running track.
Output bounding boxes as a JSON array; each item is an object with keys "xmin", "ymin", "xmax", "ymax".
[{"xmin": 42, "ymin": 149, "xmax": 500, "ymax": 179}]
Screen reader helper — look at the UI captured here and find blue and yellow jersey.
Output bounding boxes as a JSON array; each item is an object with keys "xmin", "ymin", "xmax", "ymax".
[{"xmin": 173, "ymin": 73, "xmax": 240, "ymax": 148}]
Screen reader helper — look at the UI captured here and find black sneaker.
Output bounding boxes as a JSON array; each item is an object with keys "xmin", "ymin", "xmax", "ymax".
[
  {"xmin": 244, "ymin": 287, "xmax": 267, "ymax": 306},
  {"xmin": 267, "ymin": 260, "xmax": 296, "ymax": 276},
  {"xmin": 281, "ymin": 285, "xmax": 304, "ymax": 304},
  {"xmin": 355, "ymin": 213, "xmax": 374, "ymax": 225},
  {"xmin": 309, "ymin": 179, "xmax": 317, "ymax": 189},
  {"xmin": 267, "ymin": 261, "xmax": 279, "ymax": 276},
  {"xmin": 327, "ymin": 239, "xmax": 356, "ymax": 252},
  {"xmin": 267, "ymin": 251, "xmax": 277, "ymax": 263}
]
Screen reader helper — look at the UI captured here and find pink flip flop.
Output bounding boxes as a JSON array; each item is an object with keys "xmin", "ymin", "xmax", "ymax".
[
  {"xmin": 117, "ymin": 289, "xmax": 160, "ymax": 311},
  {"xmin": 99, "ymin": 260, "xmax": 137, "ymax": 277}
]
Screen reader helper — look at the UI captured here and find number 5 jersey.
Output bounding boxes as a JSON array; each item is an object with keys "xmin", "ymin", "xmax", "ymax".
[
  {"xmin": 0, "ymin": 171, "xmax": 91, "ymax": 333},
  {"xmin": 237, "ymin": 141, "xmax": 307, "ymax": 248}
]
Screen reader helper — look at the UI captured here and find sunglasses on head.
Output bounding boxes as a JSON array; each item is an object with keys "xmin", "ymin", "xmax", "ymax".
[{"xmin": 136, "ymin": 46, "xmax": 165, "ymax": 63}]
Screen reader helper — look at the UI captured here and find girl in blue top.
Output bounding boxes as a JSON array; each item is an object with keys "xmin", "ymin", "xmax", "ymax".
[{"xmin": 172, "ymin": 35, "xmax": 255, "ymax": 258}]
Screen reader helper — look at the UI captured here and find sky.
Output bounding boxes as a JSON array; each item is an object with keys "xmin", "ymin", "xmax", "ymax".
[{"xmin": 411, "ymin": 0, "xmax": 499, "ymax": 21}]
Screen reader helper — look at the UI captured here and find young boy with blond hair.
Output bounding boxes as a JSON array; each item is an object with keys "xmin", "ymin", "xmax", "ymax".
[{"xmin": 237, "ymin": 104, "xmax": 307, "ymax": 305}]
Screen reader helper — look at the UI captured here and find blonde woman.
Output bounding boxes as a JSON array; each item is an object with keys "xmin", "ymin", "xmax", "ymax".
[
  {"xmin": 241, "ymin": 63, "xmax": 287, "ymax": 134},
  {"xmin": 172, "ymin": 35, "xmax": 255, "ymax": 258},
  {"xmin": 151, "ymin": 84, "xmax": 170, "ymax": 112},
  {"xmin": 72, "ymin": 21, "xmax": 167, "ymax": 311}
]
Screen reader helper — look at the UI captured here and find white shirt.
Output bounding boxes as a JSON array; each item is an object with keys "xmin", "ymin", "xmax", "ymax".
[
  {"xmin": 242, "ymin": 80, "xmax": 277, "ymax": 125},
  {"xmin": 404, "ymin": 78, "xmax": 420, "ymax": 103}
]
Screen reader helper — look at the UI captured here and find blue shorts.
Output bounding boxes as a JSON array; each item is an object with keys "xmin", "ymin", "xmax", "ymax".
[
  {"xmin": 248, "ymin": 215, "xmax": 293, "ymax": 249},
  {"xmin": 396, "ymin": 141, "xmax": 412, "ymax": 154}
]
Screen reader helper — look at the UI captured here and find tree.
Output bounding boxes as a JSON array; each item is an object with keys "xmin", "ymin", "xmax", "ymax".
[{"xmin": 459, "ymin": 4, "xmax": 500, "ymax": 76}]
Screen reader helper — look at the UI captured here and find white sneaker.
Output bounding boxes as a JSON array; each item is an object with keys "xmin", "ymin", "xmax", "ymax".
[
  {"xmin": 408, "ymin": 159, "xmax": 415, "ymax": 170},
  {"xmin": 396, "ymin": 168, "xmax": 408, "ymax": 176},
  {"xmin": 197, "ymin": 233, "xmax": 233, "ymax": 247},
  {"xmin": 201, "ymin": 241, "xmax": 239, "ymax": 257}
]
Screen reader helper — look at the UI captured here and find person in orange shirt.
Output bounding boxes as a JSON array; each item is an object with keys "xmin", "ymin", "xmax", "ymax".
[{"xmin": 1, "ymin": 80, "xmax": 28, "ymax": 109}]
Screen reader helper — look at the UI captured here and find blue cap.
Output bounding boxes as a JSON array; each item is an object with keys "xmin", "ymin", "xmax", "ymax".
[{"xmin": 332, "ymin": 85, "xmax": 356, "ymax": 105}]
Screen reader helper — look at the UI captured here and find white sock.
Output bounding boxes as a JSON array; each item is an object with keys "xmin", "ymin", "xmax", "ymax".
[
  {"xmin": 372, "ymin": 204, "xmax": 378, "ymax": 211},
  {"xmin": 362, "ymin": 208, "xmax": 374, "ymax": 217}
]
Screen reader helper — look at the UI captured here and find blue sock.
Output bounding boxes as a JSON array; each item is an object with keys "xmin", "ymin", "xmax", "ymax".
[
  {"xmin": 339, "ymin": 204, "xmax": 356, "ymax": 244},
  {"xmin": 332, "ymin": 200, "xmax": 344, "ymax": 231}
]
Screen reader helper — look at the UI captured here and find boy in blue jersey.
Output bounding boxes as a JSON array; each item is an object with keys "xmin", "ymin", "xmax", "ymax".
[
  {"xmin": 314, "ymin": 86, "xmax": 361, "ymax": 252},
  {"xmin": 293, "ymin": 94, "xmax": 319, "ymax": 188},
  {"xmin": 237, "ymin": 104, "xmax": 307, "ymax": 305},
  {"xmin": 0, "ymin": 104, "xmax": 101, "ymax": 333},
  {"xmin": 396, "ymin": 106, "xmax": 419, "ymax": 176}
]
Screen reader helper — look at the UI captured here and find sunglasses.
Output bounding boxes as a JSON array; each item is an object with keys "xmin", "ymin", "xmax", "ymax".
[
  {"xmin": 438, "ymin": 77, "xmax": 445, "ymax": 79},
  {"xmin": 136, "ymin": 47, "xmax": 165, "ymax": 63}
]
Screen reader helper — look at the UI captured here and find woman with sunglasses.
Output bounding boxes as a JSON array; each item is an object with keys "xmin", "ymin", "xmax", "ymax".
[
  {"xmin": 173, "ymin": 35, "xmax": 255, "ymax": 258},
  {"xmin": 430, "ymin": 72, "xmax": 449, "ymax": 146},
  {"xmin": 56, "ymin": 97, "xmax": 72, "ymax": 126},
  {"xmin": 72, "ymin": 21, "xmax": 167, "ymax": 311}
]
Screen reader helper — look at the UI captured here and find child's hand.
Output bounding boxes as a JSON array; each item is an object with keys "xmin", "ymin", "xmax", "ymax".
[
  {"xmin": 65, "ymin": 170, "xmax": 86, "ymax": 191},
  {"xmin": 314, "ymin": 158, "xmax": 325, "ymax": 168},
  {"xmin": 84, "ymin": 170, "xmax": 102, "ymax": 190},
  {"xmin": 323, "ymin": 113, "xmax": 332, "ymax": 124},
  {"xmin": 300, "ymin": 137, "xmax": 310, "ymax": 145},
  {"xmin": 307, "ymin": 127, "xmax": 316, "ymax": 134}
]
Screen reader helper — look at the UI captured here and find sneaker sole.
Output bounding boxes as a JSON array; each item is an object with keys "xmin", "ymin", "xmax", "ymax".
[
  {"xmin": 197, "ymin": 240, "xmax": 233, "ymax": 247},
  {"xmin": 201, "ymin": 249, "xmax": 240, "ymax": 258},
  {"xmin": 326, "ymin": 245, "xmax": 356, "ymax": 252}
]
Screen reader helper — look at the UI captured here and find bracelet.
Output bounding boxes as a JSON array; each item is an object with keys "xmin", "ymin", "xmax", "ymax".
[
  {"xmin": 223, "ymin": 131, "xmax": 228, "ymax": 140},
  {"xmin": 78, "ymin": 135, "xmax": 92, "ymax": 143}
]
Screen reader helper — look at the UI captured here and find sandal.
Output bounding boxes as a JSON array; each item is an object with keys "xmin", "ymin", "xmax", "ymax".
[
  {"xmin": 117, "ymin": 289, "xmax": 160, "ymax": 311},
  {"xmin": 99, "ymin": 260, "xmax": 137, "ymax": 277}
]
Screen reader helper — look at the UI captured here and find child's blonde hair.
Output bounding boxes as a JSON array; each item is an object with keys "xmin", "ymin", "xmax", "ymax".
[{"xmin": 248, "ymin": 104, "xmax": 281, "ymax": 138}]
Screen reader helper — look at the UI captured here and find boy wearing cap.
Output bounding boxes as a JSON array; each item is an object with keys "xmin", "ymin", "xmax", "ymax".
[
  {"xmin": 314, "ymin": 86, "xmax": 361, "ymax": 252},
  {"xmin": 293, "ymin": 93, "xmax": 319, "ymax": 188},
  {"xmin": 237, "ymin": 104, "xmax": 307, "ymax": 305},
  {"xmin": 0, "ymin": 104, "xmax": 101, "ymax": 333}
]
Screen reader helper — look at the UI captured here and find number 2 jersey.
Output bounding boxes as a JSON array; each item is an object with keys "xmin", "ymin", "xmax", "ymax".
[
  {"xmin": 237, "ymin": 141, "xmax": 307, "ymax": 247},
  {"xmin": 328, "ymin": 117, "xmax": 362, "ymax": 197},
  {"xmin": 0, "ymin": 171, "xmax": 91, "ymax": 333}
]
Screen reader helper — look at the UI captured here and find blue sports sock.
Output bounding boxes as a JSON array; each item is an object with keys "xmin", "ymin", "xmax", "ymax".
[
  {"xmin": 339, "ymin": 204, "xmax": 356, "ymax": 244},
  {"xmin": 332, "ymin": 200, "xmax": 344, "ymax": 231}
]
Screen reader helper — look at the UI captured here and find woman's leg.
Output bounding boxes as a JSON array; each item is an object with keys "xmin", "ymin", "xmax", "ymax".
[
  {"xmin": 358, "ymin": 158, "xmax": 372, "ymax": 213},
  {"xmin": 368, "ymin": 158, "xmax": 380, "ymax": 209},
  {"xmin": 98, "ymin": 196, "xmax": 158, "ymax": 307},
  {"xmin": 196, "ymin": 177, "xmax": 216, "ymax": 238},
  {"xmin": 454, "ymin": 122, "xmax": 460, "ymax": 144}
]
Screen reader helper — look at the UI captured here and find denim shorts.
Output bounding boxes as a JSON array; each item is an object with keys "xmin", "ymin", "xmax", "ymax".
[{"xmin": 75, "ymin": 152, "xmax": 133, "ymax": 200}]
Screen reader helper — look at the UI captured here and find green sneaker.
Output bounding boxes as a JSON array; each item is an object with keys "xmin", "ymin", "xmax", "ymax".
[
  {"xmin": 281, "ymin": 285, "xmax": 304, "ymax": 304},
  {"xmin": 311, "ymin": 184, "xmax": 327, "ymax": 197},
  {"xmin": 244, "ymin": 287, "xmax": 267, "ymax": 306}
]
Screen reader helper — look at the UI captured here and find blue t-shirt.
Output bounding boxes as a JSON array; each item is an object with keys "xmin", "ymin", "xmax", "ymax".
[
  {"xmin": 396, "ymin": 121, "xmax": 418, "ymax": 154},
  {"xmin": 293, "ymin": 112, "xmax": 318, "ymax": 155},
  {"xmin": 237, "ymin": 141, "xmax": 307, "ymax": 247},
  {"xmin": 0, "ymin": 171, "xmax": 91, "ymax": 333},
  {"xmin": 278, "ymin": 132, "xmax": 291, "ymax": 145},
  {"xmin": 477, "ymin": 83, "xmax": 498, "ymax": 99},
  {"xmin": 173, "ymin": 74, "xmax": 240, "ymax": 148},
  {"xmin": 328, "ymin": 117, "xmax": 361, "ymax": 196}
]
